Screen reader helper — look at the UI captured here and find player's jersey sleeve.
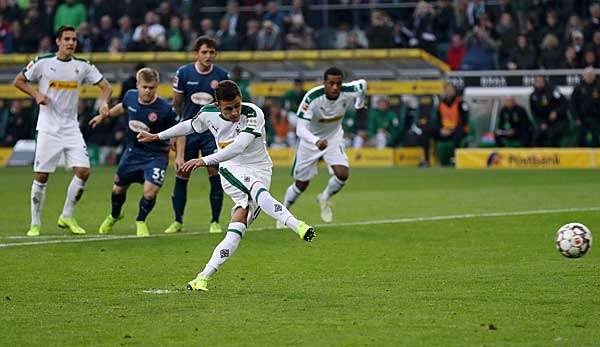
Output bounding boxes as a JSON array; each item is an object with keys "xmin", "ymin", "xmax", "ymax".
[
  {"xmin": 172, "ymin": 67, "xmax": 185, "ymax": 93},
  {"xmin": 343, "ymin": 79, "xmax": 367, "ymax": 108},
  {"xmin": 241, "ymin": 104, "xmax": 264, "ymax": 137},
  {"xmin": 82, "ymin": 61, "xmax": 104, "ymax": 85},
  {"xmin": 166, "ymin": 105, "xmax": 179, "ymax": 127},
  {"xmin": 190, "ymin": 112, "xmax": 209, "ymax": 133},
  {"xmin": 297, "ymin": 92, "xmax": 317, "ymax": 121},
  {"xmin": 22, "ymin": 57, "xmax": 45, "ymax": 82}
]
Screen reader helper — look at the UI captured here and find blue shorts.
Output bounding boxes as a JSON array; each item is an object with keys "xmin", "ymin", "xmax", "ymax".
[
  {"xmin": 185, "ymin": 130, "xmax": 218, "ymax": 161},
  {"xmin": 115, "ymin": 149, "xmax": 169, "ymax": 187}
]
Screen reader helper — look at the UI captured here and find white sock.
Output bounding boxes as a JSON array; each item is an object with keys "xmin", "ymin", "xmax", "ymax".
[
  {"xmin": 31, "ymin": 180, "xmax": 47, "ymax": 226},
  {"xmin": 200, "ymin": 222, "xmax": 245, "ymax": 278},
  {"xmin": 283, "ymin": 184, "xmax": 302, "ymax": 208},
  {"xmin": 62, "ymin": 176, "xmax": 86, "ymax": 218},
  {"xmin": 320, "ymin": 176, "xmax": 346, "ymax": 201},
  {"xmin": 251, "ymin": 183, "xmax": 300, "ymax": 233}
]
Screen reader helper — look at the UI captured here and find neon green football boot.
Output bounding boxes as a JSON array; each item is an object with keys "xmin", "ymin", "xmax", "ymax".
[
  {"xmin": 209, "ymin": 221, "xmax": 222, "ymax": 234},
  {"xmin": 187, "ymin": 274, "xmax": 209, "ymax": 291},
  {"xmin": 296, "ymin": 221, "xmax": 316, "ymax": 242},
  {"xmin": 164, "ymin": 221, "xmax": 183, "ymax": 234},
  {"xmin": 57, "ymin": 216, "xmax": 86, "ymax": 235},
  {"xmin": 98, "ymin": 214, "xmax": 123, "ymax": 234},
  {"xmin": 136, "ymin": 221, "xmax": 150, "ymax": 237},
  {"xmin": 26, "ymin": 225, "xmax": 40, "ymax": 237}
]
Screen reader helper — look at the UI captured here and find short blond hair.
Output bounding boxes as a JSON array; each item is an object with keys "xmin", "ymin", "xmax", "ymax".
[{"xmin": 136, "ymin": 67, "xmax": 160, "ymax": 83}]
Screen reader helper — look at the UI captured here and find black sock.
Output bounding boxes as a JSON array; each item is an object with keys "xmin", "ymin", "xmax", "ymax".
[
  {"xmin": 136, "ymin": 197, "xmax": 156, "ymax": 221},
  {"xmin": 172, "ymin": 177, "xmax": 188, "ymax": 223},
  {"xmin": 209, "ymin": 175, "xmax": 223, "ymax": 223},
  {"xmin": 111, "ymin": 192, "xmax": 126, "ymax": 219}
]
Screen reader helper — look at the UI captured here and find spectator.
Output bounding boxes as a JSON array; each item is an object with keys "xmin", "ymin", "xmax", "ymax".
[
  {"xmin": 95, "ymin": 15, "xmax": 118, "ymax": 52},
  {"xmin": 446, "ymin": 32, "xmax": 466, "ymax": 70},
  {"xmin": 0, "ymin": 0, "xmax": 20, "ymax": 22},
  {"xmin": 107, "ymin": 36, "xmax": 124, "ymax": 53},
  {"xmin": 39, "ymin": 0, "xmax": 58, "ymax": 37},
  {"xmin": 538, "ymin": 10, "xmax": 564, "ymax": 45},
  {"xmin": 585, "ymin": 3, "xmax": 600, "ymax": 41},
  {"xmin": 560, "ymin": 46, "xmax": 581, "ymax": 69},
  {"xmin": 2, "ymin": 100, "xmax": 32, "ymax": 146},
  {"xmin": 22, "ymin": 7, "xmax": 44, "ymax": 52},
  {"xmin": 495, "ymin": 12, "xmax": 518, "ymax": 67},
  {"xmin": 285, "ymin": 14, "xmax": 313, "ymax": 49},
  {"xmin": 419, "ymin": 83, "xmax": 469, "ymax": 167},
  {"xmin": 0, "ymin": 14, "xmax": 10, "ymax": 53},
  {"xmin": 37, "ymin": 35, "xmax": 52, "ymax": 52},
  {"xmin": 281, "ymin": 78, "xmax": 304, "ymax": 119},
  {"xmin": 587, "ymin": 31, "xmax": 600, "ymax": 62},
  {"xmin": 564, "ymin": 14, "xmax": 584, "ymax": 44},
  {"xmin": 507, "ymin": 34, "xmax": 537, "ymax": 70},
  {"xmin": 263, "ymin": 1, "xmax": 285, "ymax": 30},
  {"xmin": 461, "ymin": 24, "xmax": 497, "ymax": 70},
  {"xmin": 132, "ymin": 10, "xmax": 166, "ymax": 49},
  {"xmin": 287, "ymin": 0, "xmax": 310, "ymax": 28},
  {"xmin": 76, "ymin": 21, "xmax": 94, "ymax": 52},
  {"xmin": 366, "ymin": 10, "xmax": 394, "ymax": 48},
  {"xmin": 265, "ymin": 99, "xmax": 290, "ymax": 147},
  {"xmin": 494, "ymin": 96, "xmax": 533, "ymax": 147},
  {"xmin": 88, "ymin": 0, "xmax": 112, "ymax": 26},
  {"xmin": 529, "ymin": 76, "xmax": 568, "ymax": 147},
  {"xmin": 5, "ymin": 20, "xmax": 26, "ymax": 53},
  {"xmin": 583, "ymin": 49, "xmax": 598, "ymax": 68},
  {"xmin": 215, "ymin": 17, "xmax": 239, "ymax": 51},
  {"xmin": 538, "ymin": 34, "xmax": 562, "ymax": 69},
  {"xmin": 433, "ymin": 0, "xmax": 455, "ymax": 44},
  {"xmin": 53, "ymin": 0, "xmax": 86, "ymax": 33},
  {"xmin": 571, "ymin": 67, "xmax": 600, "ymax": 146},
  {"xmin": 167, "ymin": 15, "xmax": 184, "ymax": 51},
  {"xmin": 117, "ymin": 15, "xmax": 133, "ymax": 49},
  {"xmin": 257, "ymin": 20, "xmax": 282, "ymax": 51},
  {"xmin": 157, "ymin": 1, "xmax": 173, "ymax": 29},
  {"xmin": 569, "ymin": 30, "xmax": 586, "ymax": 62},
  {"xmin": 465, "ymin": 0, "xmax": 485, "ymax": 28},
  {"xmin": 223, "ymin": 0, "xmax": 242, "ymax": 36},
  {"xmin": 181, "ymin": 16, "xmax": 199, "ymax": 51},
  {"xmin": 406, "ymin": 1, "xmax": 437, "ymax": 55},
  {"xmin": 240, "ymin": 19, "xmax": 259, "ymax": 51},
  {"xmin": 368, "ymin": 96, "xmax": 401, "ymax": 148},
  {"xmin": 199, "ymin": 18, "xmax": 216, "ymax": 40}
]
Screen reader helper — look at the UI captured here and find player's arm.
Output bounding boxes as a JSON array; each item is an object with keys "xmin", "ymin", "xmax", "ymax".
[
  {"xmin": 138, "ymin": 113, "xmax": 208, "ymax": 142},
  {"xmin": 351, "ymin": 79, "xmax": 368, "ymax": 109},
  {"xmin": 172, "ymin": 92, "xmax": 187, "ymax": 166},
  {"xmin": 96, "ymin": 79, "xmax": 113, "ymax": 118},
  {"xmin": 182, "ymin": 132, "xmax": 255, "ymax": 173},
  {"xmin": 89, "ymin": 103, "xmax": 125, "ymax": 128},
  {"xmin": 296, "ymin": 94, "xmax": 327, "ymax": 149},
  {"xmin": 13, "ymin": 72, "xmax": 49, "ymax": 106}
]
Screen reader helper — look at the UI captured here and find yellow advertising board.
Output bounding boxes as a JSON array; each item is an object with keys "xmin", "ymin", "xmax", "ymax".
[
  {"xmin": 347, "ymin": 148, "xmax": 394, "ymax": 167},
  {"xmin": 0, "ymin": 147, "xmax": 12, "ymax": 166},
  {"xmin": 456, "ymin": 148, "xmax": 595, "ymax": 169},
  {"xmin": 394, "ymin": 147, "xmax": 438, "ymax": 166}
]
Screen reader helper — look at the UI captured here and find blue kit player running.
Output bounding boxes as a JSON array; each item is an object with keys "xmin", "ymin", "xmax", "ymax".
[
  {"xmin": 89, "ymin": 68, "xmax": 178, "ymax": 236},
  {"xmin": 167, "ymin": 36, "xmax": 229, "ymax": 235}
]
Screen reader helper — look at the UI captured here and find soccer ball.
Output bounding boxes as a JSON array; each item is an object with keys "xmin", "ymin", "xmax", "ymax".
[{"xmin": 555, "ymin": 223, "xmax": 592, "ymax": 258}]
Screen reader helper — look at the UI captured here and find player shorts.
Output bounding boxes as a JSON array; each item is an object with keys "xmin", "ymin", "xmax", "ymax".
[
  {"xmin": 184, "ymin": 130, "xmax": 218, "ymax": 161},
  {"xmin": 218, "ymin": 164, "xmax": 272, "ymax": 213},
  {"xmin": 291, "ymin": 139, "xmax": 349, "ymax": 181},
  {"xmin": 114, "ymin": 148, "xmax": 169, "ymax": 187},
  {"xmin": 34, "ymin": 130, "xmax": 90, "ymax": 173}
]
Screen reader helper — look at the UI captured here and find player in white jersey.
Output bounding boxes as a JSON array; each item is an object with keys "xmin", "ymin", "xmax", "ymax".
[
  {"xmin": 138, "ymin": 80, "xmax": 316, "ymax": 292},
  {"xmin": 13, "ymin": 26, "xmax": 113, "ymax": 236},
  {"xmin": 281, "ymin": 67, "xmax": 366, "ymax": 224}
]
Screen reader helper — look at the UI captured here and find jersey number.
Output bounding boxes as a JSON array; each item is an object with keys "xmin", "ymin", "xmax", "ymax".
[{"xmin": 152, "ymin": 168, "xmax": 165, "ymax": 183}]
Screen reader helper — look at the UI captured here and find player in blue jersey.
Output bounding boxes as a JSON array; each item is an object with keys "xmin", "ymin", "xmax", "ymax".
[
  {"xmin": 89, "ymin": 68, "xmax": 178, "ymax": 236},
  {"xmin": 166, "ymin": 36, "xmax": 229, "ymax": 234}
]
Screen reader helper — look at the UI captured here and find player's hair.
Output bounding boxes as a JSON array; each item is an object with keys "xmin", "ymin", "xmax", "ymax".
[
  {"xmin": 215, "ymin": 80, "xmax": 242, "ymax": 101},
  {"xmin": 324, "ymin": 67, "xmax": 343, "ymax": 81},
  {"xmin": 193, "ymin": 36, "xmax": 217, "ymax": 52},
  {"xmin": 136, "ymin": 67, "xmax": 160, "ymax": 82},
  {"xmin": 56, "ymin": 25, "xmax": 76, "ymax": 39}
]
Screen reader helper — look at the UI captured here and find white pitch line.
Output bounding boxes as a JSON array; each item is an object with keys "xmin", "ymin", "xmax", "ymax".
[{"xmin": 1, "ymin": 206, "xmax": 599, "ymax": 249}]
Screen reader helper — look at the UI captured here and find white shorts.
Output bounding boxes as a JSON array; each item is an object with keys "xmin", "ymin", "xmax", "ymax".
[
  {"xmin": 292, "ymin": 139, "xmax": 348, "ymax": 181},
  {"xmin": 34, "ymin": 130, "xmax": 90, "ymax": 173},
  {"xmin": 219, "ymin": 164, "xmax": 272, "ymax": 212}
]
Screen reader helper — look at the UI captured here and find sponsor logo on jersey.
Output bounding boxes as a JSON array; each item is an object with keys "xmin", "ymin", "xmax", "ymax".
[
  {"xmin": 218, "ymin": 139, "xmax": 234, "ymax": 149},
  {"xmin": 302, "ymin": 104, "xmax": 309, "ymax": 111},
  {"xmin": 186, "ymin": 81, "xmax": 199, "ymax": 85},
  {"xmin": 190, "ymin": 92, "xmax": 213, "ymax": 105},
  {"xmin": 148, "ymin": 112, "xmax": 158, "ymax": 122},
  {"xmin": 48, "ymin": 80, "xmax": 78, "ymax": 90},
  {"xmin": 210, "ymin": 80, "xmax": 219, "ymax": 89},
  {"xmin": 128, "ymin": 120, "xmax": 150, "ymax": 133},
  {"xmin": 318, "ymin": 114, "xmax": 344, "ymax": 123}
]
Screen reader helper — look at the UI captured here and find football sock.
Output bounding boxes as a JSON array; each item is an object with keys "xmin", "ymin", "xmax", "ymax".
[
  {"xmin": 208, "ymin": 174, "xmax": 223, "ymax": 223},
  {"xmin": 31, "ymin": 180, "xmax": 47, "ymax": 226},
  {"xmin": 252, "ymin": 183, "xmax": 300, "ymax": 231},
  {"xmin": 320, "ymin": 176, "xmax": 346, "ymax": 201},
  {"xmin": 172, "ymin": 176, "xmax": 188, "ymax": 223},
  {"xmin": 136, "ymin": 197, "xmax": 156, "ymax": 222},
  {"xmin": 283, "ymin": 183, "xmax": 302, "ymax": 208},
  {"xmin": 111, "ymin": 192, "xmax": 126, "ymax": 219},
  {"xmin": 62, "ymin": 175, "xmax": 85, "ymax": 218},
  {"xmin": 200, "ymin": 222, "xmax": 246, "ymax": 277}
]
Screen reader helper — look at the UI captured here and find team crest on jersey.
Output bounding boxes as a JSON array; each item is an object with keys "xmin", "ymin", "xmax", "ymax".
[
  {"xmin": 302, "ymin": 104, "xmax": 309, "ymax": 111},
  {"xmin": 210, "ymin": 80, "xmax": 219, "ymax": 89},
  {"xmin": 75, "ymin": 68, "xmax": 79, "ymax": 75},
  {"xmin": 148, "ymin": 112, "xmax": 158, "ymax": 122}
]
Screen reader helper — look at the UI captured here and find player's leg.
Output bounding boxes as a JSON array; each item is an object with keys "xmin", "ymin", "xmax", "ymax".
[
  {"xmin": 28, "ymin": 131, "xmax": 63, "ymax": 236},
  {"xmin": 187, "ymin": 207, "xmax": 248, "ymax": 292},
  {"xmin": 317, "ymin": 142, "xmax": 350, "ymax": 223},
  {"xmin": 166, "ymin": 136, "xmax": 197, "ymax": 233},
  {"xmin": 135, "ymin": 181, "xmax": 160, "ymax": 237},
  {"xmin": 58, "ymin": 131, "xmax": 91, "ymax": 234},
  {"xmin": 99, "ymin": 183, "xmax": 129, "ymax": 234},
  {"xmin": 200, "ymin": 132, "xmax": 223, "ymax": 233}
]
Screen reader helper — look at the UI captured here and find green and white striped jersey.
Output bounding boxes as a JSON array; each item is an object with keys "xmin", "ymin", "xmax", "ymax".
[
  {"xmin": 296, "ymin": 79, "xmax": 367, "ymax": 141},
  {"xmin": 191, "ymin": 102, "xmax": 272, "ymax": 168}
]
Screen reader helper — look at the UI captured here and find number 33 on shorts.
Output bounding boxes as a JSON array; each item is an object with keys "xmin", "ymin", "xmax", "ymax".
[{"xmin": 152, "ymin": 168, "xmax": 165, "ymax": 184}]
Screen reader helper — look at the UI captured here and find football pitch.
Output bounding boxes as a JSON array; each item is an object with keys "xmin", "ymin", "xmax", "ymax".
[{"xmin": 1, "ymin": 166, "xmax": 600, "ymax": 346}]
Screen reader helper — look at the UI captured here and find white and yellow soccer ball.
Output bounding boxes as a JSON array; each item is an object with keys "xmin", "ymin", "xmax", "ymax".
[{"xmin": 556, "ymin": 223, "xmax": 592, "ymax": 258}]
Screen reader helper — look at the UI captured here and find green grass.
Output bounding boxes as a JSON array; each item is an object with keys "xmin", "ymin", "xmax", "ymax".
[{"xmin": 1, "ymin": 166, "xmax": 600, "ymax": 346}]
